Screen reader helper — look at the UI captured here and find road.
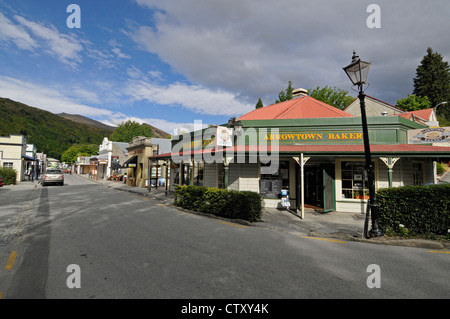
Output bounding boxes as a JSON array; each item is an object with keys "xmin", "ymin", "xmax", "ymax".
[{"xmin": 0, "ymin": 174, "xmax": 449, "ymax": 304}]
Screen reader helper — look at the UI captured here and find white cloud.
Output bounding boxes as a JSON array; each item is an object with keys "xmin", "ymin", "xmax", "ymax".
[
  {"xmin": 130, "ymin": 0, "xmax": 450, "ymax": 105},
  {"xmin": 0, "ymin": 75, "xmax": 115, "ymax": 117},
  {"xmin": 125, "ymin": 77, "xmax": 253, "ymax": 116},
  {"xmin": 14, "ymin": 15, "xmax": 83, "ymax": 68},
  {"xmin": 0, "ymin": 12, "xmax": 38, "ymax": 50}
]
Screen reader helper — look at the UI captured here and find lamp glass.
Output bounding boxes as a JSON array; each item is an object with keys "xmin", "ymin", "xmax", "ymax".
[{"xmin": 343, "ymin": 59, "xmax": 371, "ymax": 86}]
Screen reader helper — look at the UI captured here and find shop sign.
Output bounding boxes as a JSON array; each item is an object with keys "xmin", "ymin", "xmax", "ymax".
[
  {"xmin": 261, "ymin": 131, "xmax": 371, "ymax": 144},
  {"xmin": 408, "ymin": 127, "xmax": 450, "ymax": 144}
]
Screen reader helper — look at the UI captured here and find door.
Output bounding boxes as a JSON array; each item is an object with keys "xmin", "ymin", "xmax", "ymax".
[{"xmin": 322, "ymin": 165, "xmax": 335, "ymax": 212}]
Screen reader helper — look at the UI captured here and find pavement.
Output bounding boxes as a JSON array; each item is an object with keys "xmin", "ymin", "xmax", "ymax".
[{"xmin": 74, "ymin": 174, "xmax": 450, "ymax": 251}]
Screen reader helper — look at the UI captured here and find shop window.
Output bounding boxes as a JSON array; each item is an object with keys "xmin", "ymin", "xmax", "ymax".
[
  {"xmin": 341, "ymin": 161, "xmax": 371, "ymax": 199},
  {"xmin": 217, "ymin": 164, "xmax": 226, "ymax": 189},
  {"xmin": 182, "ymin": 164, "xmax": 191, "ymax": 185},
  {"xmin": 412, "ymin": 162, "xmax": 424, "ymax": 186},
  {"xmin": 173, "ymin": 166, "xmax": 180, "ymax": 185},
  {"xmin": 194, "ymin": 163, "xmax": 204, "ymax": 186},
  {"xmin": 259, "ymin": 160, "xmax": 289, "ymax": 198}
]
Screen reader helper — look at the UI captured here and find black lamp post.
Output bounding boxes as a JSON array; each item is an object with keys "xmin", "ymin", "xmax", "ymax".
[{"xmin": 343, "ymin": 51, "xmax": 383, "ymax": 237}]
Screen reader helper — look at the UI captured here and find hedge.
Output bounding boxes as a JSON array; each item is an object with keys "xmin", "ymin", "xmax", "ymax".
[
  {"xmin": 377, "ymin": 184, "xmax": 450, "ymax": 236},
  {"xmin": 174, "ymin": 185, "xmax": 262, "ymax": 222},
  {"xmin": 0, "ymin": 167, "xmax": 17, "ymax": 185}
]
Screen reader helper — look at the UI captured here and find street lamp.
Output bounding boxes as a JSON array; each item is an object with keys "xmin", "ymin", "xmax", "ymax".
[
  {"xmin": 343, "ymin": 50, "xmax": 383, "ymax": 237},
  {"xmin": 434, "ymin": 101, "xmax": 448, "ymax": 115}
]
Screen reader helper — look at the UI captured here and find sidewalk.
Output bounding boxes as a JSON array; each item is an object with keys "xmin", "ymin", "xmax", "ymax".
[{"xmin": 79, "ymin": 174, "xmax": 449, "ymax": 250}]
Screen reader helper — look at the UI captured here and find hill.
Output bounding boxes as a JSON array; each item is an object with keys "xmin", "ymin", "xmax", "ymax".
[
  {"xmin": 58, "ymin": 113, "xmax": 116, "ymax": 131},
  {"xmin": 0, "ymin": 98, "xmax": 112, "ymax": 159},
  {"xmin": 57, "ymin": 113, "xmax": 170, "ymax": 139}
]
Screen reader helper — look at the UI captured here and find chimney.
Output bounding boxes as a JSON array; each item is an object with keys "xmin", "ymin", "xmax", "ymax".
[{"xmin": 292, "ymin": 88, "xmax": 308, "ymax": 98}]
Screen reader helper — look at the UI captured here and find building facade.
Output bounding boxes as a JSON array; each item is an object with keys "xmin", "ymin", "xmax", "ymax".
[
  {"xmin": 152, "ymin": 95, "xmax": 450, "ymax": 216},
  {"xmin": 0, "ymin": 135, "xmax": 29, "ymax": 182}
]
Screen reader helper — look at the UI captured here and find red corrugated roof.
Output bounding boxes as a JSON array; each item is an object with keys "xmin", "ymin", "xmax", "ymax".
[{"xmin": 239, "ymin": 95, "xmax": 353, "ymax": 120}]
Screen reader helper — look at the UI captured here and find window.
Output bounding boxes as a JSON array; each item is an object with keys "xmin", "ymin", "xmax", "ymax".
[
  {"xmin": 194, "ymin": 163, "xmax": 204, "ymax": 186},
  {"xmin": 260, "ymin": 160, "xmax": 289, "ymax": 198},
  {"xmin": 412, "ymin": 162, "xmax": 424, "ymax": 186},
  {"xmin": 217, "ymin": 164, "xmax": 226, "ymax": 189},
  {"xmin": 3, "ymin": 162, "xmax": 13, "ymax": 169},
  {"xmin": 341, "ymin": 161, "xmax": 371, "ymax": 199}
]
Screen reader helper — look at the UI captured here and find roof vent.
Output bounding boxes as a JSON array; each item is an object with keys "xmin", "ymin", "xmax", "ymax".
[{"xmin": 292, "ymin": 88, "xmax": 308, "ymax": 98}]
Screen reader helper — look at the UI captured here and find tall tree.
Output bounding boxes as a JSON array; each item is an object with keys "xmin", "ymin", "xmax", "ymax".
[
  {"xmin": 109, "ymin": 120, "xmax": 153, "ymax": 143},
  {"xmin": 413, "ymin": 48, "xmax": 450, "ymax": 110},
  {"xmin": 255, "ymin": 98, "xmax": 264, "ymax": 109},
  {"xmin": 275, "ymin": 81, "xmax": 294, "ymax": 103},
  {"xmin": 308, "ymin": 86, "xmax": 355, "ymax": 110}
]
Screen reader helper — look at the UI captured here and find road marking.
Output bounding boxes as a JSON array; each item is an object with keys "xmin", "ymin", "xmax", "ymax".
[
  {"xmin": 142, "ymin": 198, "xmax": 150, "ymax": 201},
  {"xmin": 218, "ymin": 221, "xmax": 247, "ymax": 228},
  {"xmin": 299, "ymin": 236, "xmax": 347, "ymax": 244},
  {"xmin": 5, "ymin": 251, "xmax": 17, "ymax": 270},
  {"xmin": 157, "ymin": 204, "xmax": 166, "ymax": 207},
  {"xmin": 429, "ymin": 250, "xmax": 450, "ymax": 254}
]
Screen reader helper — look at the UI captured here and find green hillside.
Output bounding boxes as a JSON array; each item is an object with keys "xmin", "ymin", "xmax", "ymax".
[{"xmin": 0, "ymin": 98, "xmax": 111, "ymax": 159}]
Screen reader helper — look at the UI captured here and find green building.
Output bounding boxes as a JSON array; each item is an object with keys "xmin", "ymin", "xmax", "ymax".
[{"xmin": 151, "ymin": 94, "xmax": 450, "ymax": 216}]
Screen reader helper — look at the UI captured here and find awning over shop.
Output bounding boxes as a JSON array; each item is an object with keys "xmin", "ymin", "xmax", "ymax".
[
  {"xmin": 149, "ymin": 144, "xmax": 450, "ymax": 160},
  {"xmin": 122, "ymin": 155, "xmax": 138, "ymax": 168},
  {"xmin": 22, "ymin": 154, "xmax": 36, "ymax": 161}
]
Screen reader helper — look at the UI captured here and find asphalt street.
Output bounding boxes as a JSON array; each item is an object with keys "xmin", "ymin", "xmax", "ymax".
[{"xmin": 0, "ymin": 174, "xmax": 449, "ymax": 301}]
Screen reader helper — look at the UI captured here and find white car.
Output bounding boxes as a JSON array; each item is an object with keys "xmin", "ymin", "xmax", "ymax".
[{"xmin": 42, "ymin": 169, "xmax": 64, "ymax": 186}]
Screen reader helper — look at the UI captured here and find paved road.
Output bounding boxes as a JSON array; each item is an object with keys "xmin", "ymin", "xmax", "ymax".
[{"xmin": 0, "ymin": 174, "xmax": 449, "ymax": 303}]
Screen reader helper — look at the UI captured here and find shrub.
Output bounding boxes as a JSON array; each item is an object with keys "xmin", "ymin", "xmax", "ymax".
[
  {"xmin": 0, "ymin": 167, "xmax": 17, "ymax": 185},
  {"xmin": 377, "ymin": 184, "xmax": 450, "ymax": 237},
  {"xmin": 436, "ymin": 162, "xmax": 445, "ymax": 175},
  {"xmin": 174, "ymin": 185, "xmax": 262, "ymax": 222}
]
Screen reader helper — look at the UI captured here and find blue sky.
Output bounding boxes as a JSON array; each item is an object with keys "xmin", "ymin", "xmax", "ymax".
[{"xmin": 0, "ymin": 0, "xmax": 449, "ymax": 135}]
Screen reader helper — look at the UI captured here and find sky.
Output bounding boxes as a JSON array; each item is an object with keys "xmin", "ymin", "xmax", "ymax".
[{"xmin": 0, "ymin": 0, "xmax": 449, "ymax": 135}]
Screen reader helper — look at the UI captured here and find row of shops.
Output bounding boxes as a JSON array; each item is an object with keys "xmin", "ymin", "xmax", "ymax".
[
  {"xmin": 76, "ymin": 136, "xmax": 171, "ymax": 189},
  {"xmin": 149, "ymin": 93, "xmax": 450, "ymax": 215}
]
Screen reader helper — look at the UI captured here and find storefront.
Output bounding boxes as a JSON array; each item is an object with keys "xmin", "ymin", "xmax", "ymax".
[{"xmin": 150, "ymin": 95, "xmax": 450, "ymax": 216}]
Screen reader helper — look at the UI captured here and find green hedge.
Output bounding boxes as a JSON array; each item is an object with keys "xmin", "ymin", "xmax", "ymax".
[
  {"xmin": 377, "ymin": 184, "xmax": 450, "ymax": 236},
  {"xmin": 0, "ymin": 168, "xmax": 17, "ymax": 185},
  {"xmin": 174, "ymin": 185, "xmax": 262, "ymax": 222}
]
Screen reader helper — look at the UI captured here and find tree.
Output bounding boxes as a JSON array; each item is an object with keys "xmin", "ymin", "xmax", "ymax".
[
  {"xmin": 61, "ymin": 144, "xmax": 98, "ymax": 164},
  {"xmin": 275, "ymin": 81, "xmax": 294, "ymax": 103},
  {"xmin": 255, "ymin": 98, "xmax": 264, "ymax": 109},
  {"xmin": 308, "ymin": 86, "xmax": 355, "ymax": 110},
  {"xmin": 413, "ymin": 48, "xmax": 450, "ymax": 109},
  {"xmin": 109, "ymin": 120, "xmax": 153, "ymax": 143},
  {"xmin": 396, "ymin": 94, "xmax": 431, "ymax": 112}
]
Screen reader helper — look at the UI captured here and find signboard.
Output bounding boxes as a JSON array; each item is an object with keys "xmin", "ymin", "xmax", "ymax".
[
  {"xmin": 408, "ymin": 127, "xmax": 450, "ymax": 144},
  {"xmin": 216, "ymin": 126, "xmax": 233, "ymax": 147}
]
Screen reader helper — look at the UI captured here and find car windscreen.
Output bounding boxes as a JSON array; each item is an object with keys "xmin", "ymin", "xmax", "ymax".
[{"xmin": 46, "ymin": 170, "xmax": 62, "ymax": 174}]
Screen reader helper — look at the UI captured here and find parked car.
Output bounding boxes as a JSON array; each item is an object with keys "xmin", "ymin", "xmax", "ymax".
[
  {"xmin": 0, "ymin": 175, "xmax": 3, "ymax": 187},
  {"xmin": 42, "ymin": 169, "xmax": 64, "ymax": 186}
]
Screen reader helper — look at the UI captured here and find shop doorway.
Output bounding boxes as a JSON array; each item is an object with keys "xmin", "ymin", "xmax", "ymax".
[{"xmin": 297, "ymin": 163, "xmax": 335, "ymax": 212}]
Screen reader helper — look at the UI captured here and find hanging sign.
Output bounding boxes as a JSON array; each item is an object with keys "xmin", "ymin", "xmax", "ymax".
[
  {"xmin": 216, "ymin": 126, "xmax": 233, "ymax": 147},
  {"xmin": 408, "ymin": 127, "xmax": 450, "ymax": 144}
]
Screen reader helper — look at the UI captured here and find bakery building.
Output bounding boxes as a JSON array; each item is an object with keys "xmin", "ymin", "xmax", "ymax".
[{"xmin": 151, "ymin": 93, "xmax": 450, "ymax": 216}]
